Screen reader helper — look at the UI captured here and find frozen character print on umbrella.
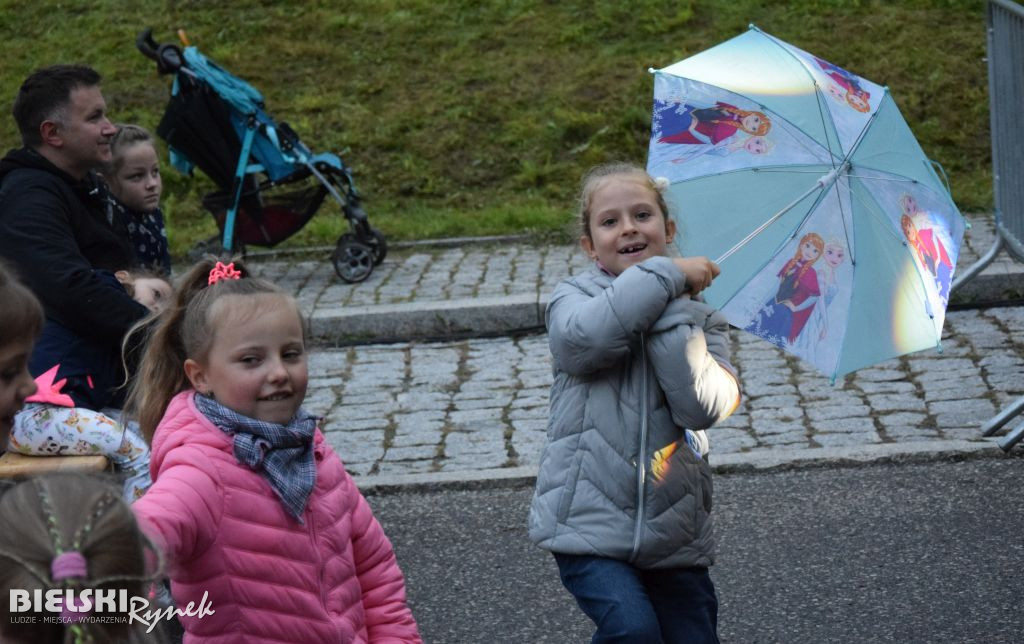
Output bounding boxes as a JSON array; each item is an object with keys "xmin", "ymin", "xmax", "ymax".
[
  {"xmin": 814, "ymin": 56, "xmax": 871, "ymax": 113},
  {"xmin": 656, "ymin": 100, "xmax": 772, "ymax": 146},
  {"xmin": 792, "ymin": 238, "xmax": 848, "ymax": 366},
  {"xmin": 745, "ymin": 232, "xmax": 824, "ymax": 348},
  {"xmin": 899, "ymin": 193, "xmax": 953, "ymax": 305},
  {"xmin": 669, "ymin": 134, "xmax": 775, "ymax": 167}
]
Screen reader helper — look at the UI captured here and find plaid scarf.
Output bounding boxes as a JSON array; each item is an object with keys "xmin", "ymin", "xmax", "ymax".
[{"xmin": 194, "ymin": 394, "xmax": 318, "ymax": 522}]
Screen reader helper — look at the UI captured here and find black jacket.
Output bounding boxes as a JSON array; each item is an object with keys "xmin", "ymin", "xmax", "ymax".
[
  {"xmin": 29, "ymin": 270, "xmax": 137, "ymax": 410},
  {"xmin": 0, "ymin": 147, "xmax": 147, "ymax": 346}
]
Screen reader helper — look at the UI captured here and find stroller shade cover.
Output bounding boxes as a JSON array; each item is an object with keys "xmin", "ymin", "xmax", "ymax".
[
  {"xmin": 156, "ymin": 46, "xmax": 345, "ymax": 246},
  {"xmin": 138, "ymin": 27, "xmax": 384, "ymax": 281}
]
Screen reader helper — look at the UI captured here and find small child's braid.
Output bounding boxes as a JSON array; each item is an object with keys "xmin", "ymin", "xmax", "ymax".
[
  {"xmin": 35, "ymin": 478, "xmax": 96, "ymax": 643},
  {"xmin": 70, "ymin": 492, "xmax": 118, "ymax": 551},
  {"xmin": 35, "ymin": 478, "xmax": 65, "ymax": 554}
]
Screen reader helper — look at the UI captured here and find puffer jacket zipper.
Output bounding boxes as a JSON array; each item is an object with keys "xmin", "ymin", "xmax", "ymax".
[{"xmin": 629, "ymin": 333, "xmax": 650, "ymax": 562}]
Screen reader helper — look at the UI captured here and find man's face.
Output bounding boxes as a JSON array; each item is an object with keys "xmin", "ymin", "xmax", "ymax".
[{"xmin": 51, "ymin": 85, "xmax": 116, "ymax": 178}]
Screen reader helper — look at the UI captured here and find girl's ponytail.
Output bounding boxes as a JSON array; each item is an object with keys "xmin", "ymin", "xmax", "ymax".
[{"xmin": 125, "ymin": 257, "xmax": 251, "ymax": 441}]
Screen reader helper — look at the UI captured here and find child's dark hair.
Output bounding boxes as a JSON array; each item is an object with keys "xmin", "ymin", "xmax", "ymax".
[
  {"xmin": 0, "ymin": 259, "xmax": 44, "ymax": 347},
  {"xmin": 106, "ymin": 124, "xmax": 156, "ymax": 174},
  {"xmin": 577, "ymin": 162, "xmax": 672, "ymax": 239},
  {"xmin": 0, "ymin": 474, "xmax": 162, "ymax": 643},
  {"xmin": 125, "ymin": 257, "xmax": 304, "ymax": 441}
]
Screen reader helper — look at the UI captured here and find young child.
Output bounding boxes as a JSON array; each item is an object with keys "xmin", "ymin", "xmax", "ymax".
[
  {"xmin": 8, "ymin": 269, "xmax": 171, "ymax": 501},
  {"xmin": 0, "ymin": 473, "xmax": 167, "ymax": 643},
  {"xmin": 0, "ymin": 261, "xmax": 43, "ymax": 450},
  {"xmin": 105, "ymin": 124, "xmax": 171, "ymax": 276},
  {"xmin": 129, "ymin": 257, "xmax": 421, "ymax": 642},
  {"xmin": 528, "ymin": 163, "xmax": 741, "ymax": 642},
  {"xmin": 114, "ymin": 268, "xmax": 173, "ymax": 313}
]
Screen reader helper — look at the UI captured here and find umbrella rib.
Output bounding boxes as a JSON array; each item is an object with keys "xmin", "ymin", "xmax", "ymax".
[
  {"xmin": 844, "ymin": 173, "xmax": 917, "ymax": 183},
  {"xmin": 714, "ymin": 161, "xmax": 849, "ymax": 264},
  {"xmin": 754, "ymin": 169, "xmax": 839, "ymax": 174},
  {"xmin": 764, "ymin": 26, "xmax": 849, "ymax": 167},
  {"xmin": 851, "ymin": 181, "xmax": 939, "ymax": 322},
  {"xmin": 849, "ymin": 178, "xmax": 913, "ymax": 245},
  {"xmin": 813, "ymin": 83, "xmax": 843, "ymax": 168}
]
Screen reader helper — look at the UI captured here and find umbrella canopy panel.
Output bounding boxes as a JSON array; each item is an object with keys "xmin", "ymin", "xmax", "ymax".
[{"xmin": 649, "ymin": 26, "xmax": 966, "ymax": 379}]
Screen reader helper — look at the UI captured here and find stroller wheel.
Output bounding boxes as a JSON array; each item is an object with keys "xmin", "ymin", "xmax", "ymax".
[
  {"xmin": 366, "ymin": 227, "xmax": 387, "ymax": 266},
  {"xmin": 332, "ymin": 235, "xmax": 374, "ymax": 283}
]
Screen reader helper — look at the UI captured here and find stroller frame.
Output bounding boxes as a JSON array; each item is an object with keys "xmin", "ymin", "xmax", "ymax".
[{"xmin": 137, "ymin": 29, "xmax": 385, "ymax": 282}]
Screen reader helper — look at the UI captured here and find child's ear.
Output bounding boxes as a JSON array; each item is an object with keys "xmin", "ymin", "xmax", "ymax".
[
  {"xmin": 114, "ymin": 270, "xmax": 131, "ymax": 285},
  {"xmin": 665, "ymin": 218, "xmax": 677, "ymax": 245},
  {"xmin": 184, "ymin": 358, "xmax": 211, "ymax": 395},
  {"xmin": 580, "ymin": 235, "xmax": 597, "ymax": 260}
]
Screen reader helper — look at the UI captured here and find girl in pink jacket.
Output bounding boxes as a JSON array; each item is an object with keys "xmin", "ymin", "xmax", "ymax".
[{"xmin": 129, "ymin": 258, "xmax": 421, "ymax": 643}]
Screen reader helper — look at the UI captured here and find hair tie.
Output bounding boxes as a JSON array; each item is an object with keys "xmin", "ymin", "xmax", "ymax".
[
  {"xmin": 51, "ymin": 552, "xmax": 92, "ymax": 623},
  {"xmin": 653, "ymin": 176, "xmax": 670, "ymax": 193},
  {"xmin": 208, "ymin": 261, "xmax": 242, "ymax": 285},
  {"xmin": 51, "ymin": 551, "xmax": 88, "ymax": 582}
]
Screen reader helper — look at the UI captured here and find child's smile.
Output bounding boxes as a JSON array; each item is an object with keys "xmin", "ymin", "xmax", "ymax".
[
  {"xmin": 581, "ymin": 177, "xmax": 676, "ymax": 276},
  {"xmin": 185, "ymin": 294, "xmax": 308, "ymax": 425}
]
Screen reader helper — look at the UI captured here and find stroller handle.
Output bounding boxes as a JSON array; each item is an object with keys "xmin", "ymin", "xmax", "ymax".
[{"xmin": 136, "ymin": 28, "xmax": 183, "ymax": 75}]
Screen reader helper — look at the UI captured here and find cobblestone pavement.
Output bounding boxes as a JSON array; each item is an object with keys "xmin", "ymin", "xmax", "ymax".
[
  {"xmin": 248, "ymin": 213, "xmax": 1020, "ymax": 317},
  {"xmin": 299, "ymin": 305, "xmax": 1024, "ymax": 483},
  {"xmin": 233, "ymin": 214, "xmax": 1024, "ymax": 486}
]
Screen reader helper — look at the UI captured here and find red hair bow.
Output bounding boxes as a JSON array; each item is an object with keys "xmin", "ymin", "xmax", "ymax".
[{"xmin": 208, "ymin": 261, "xmax": 242, "ymax": 285}]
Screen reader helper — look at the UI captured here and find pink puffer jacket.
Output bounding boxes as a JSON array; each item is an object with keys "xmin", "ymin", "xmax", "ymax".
[{"xmin": 132, "ymin": 391, "xmax": 421, "ymax": 643}]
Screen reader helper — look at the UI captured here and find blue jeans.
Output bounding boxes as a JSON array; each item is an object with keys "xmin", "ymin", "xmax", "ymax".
[{"xmin": 554, "ymin": 553, "xmax": 720, "ymax": 644}]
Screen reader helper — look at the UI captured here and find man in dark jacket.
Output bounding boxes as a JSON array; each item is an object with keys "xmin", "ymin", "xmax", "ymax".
[
  {"xmin": 0, "ymin": 65, "xmax": 148, "ymax": 363},
  {"xmin": 0, "ymin": 66, "xmax": 154, "ymax": 497}
]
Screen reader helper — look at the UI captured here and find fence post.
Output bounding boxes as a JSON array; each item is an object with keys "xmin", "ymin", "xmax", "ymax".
[
  {"xmin": 965, "ymin": 0, "xmax": 1024, "ymax": 450},
  {"xmin": 952, "ymin": 0, "xmax": 1024, "ymax": 290}
]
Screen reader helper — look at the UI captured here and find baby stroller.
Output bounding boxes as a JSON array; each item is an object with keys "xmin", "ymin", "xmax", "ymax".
[{"xmin": 136, "ymin": 29, "xmax": 386, "ymax": 282}]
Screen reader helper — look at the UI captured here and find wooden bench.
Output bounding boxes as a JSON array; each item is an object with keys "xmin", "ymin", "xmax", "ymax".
[{"xmin": 0, "ymin": 451, "xmax": 110, "ymax": 480}]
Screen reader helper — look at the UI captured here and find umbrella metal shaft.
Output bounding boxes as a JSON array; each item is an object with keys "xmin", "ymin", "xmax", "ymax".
[{"xmin": 714, "ymin": 163, "xmax": 847, "ymax": 265}]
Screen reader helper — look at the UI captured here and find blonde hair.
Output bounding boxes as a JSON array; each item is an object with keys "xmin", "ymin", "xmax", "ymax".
[
  {"xmin": 821, "ymin": 237, "xmax": 846, "ymax": 282},
  {"xmin": 117, "ymin": 268, "xmax": 170, "ymax": 302},
  {"xmin": 0, "ymin": 474, "xmax": 163, "ymax": 643},
  {"xmin": 577, "ymin": 162, "xmax": 672, "ymax": 239},
  {"xmin": 0, "ymin": 259, "xmax": 44, "ymax": 348},
  {"xmin": 125, "ymin": 257, "xmax": 305, "ymax": 441},
  {"xmin": 106, "ymin": 124, "xmax": 156, "ymax": 175}
]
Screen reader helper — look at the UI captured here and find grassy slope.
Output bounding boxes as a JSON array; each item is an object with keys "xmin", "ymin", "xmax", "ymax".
[{"xmin": 0, "ymin": 0, "xmax": 989, "ymax": 256}]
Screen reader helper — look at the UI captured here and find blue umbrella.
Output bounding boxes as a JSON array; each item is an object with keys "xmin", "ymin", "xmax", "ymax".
[{"xmin": 647, "ymin": 25, "xmax": 966, "ymax": 381}]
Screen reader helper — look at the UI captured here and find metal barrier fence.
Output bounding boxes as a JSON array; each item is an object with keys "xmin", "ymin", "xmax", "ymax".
[
  {"xmin": 969, "ymin": 0, "xmax": 1024, "ymax": 450},
  {"xmin": 954, "ymin": 0, "xmax": 1024, "ymax": 288}
]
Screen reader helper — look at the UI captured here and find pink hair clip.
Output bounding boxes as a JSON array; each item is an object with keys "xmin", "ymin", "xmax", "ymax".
[{"xmin": 208, "ymin": 261, "xmax": 242, "ymax": 285}]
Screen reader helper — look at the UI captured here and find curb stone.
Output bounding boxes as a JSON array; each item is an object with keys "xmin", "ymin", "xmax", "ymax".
[{"xmin": 355, "ymin": 439, "xmax": 1019, "ymax": 494}]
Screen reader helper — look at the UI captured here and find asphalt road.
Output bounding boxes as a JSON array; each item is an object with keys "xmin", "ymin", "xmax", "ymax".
[{"xmin": 366, "ymin": 454, "xmax": 1024, "ymax": 644}]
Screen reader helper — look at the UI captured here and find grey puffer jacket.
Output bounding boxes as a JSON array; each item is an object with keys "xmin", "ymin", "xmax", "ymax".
[{"xmin": 528, "ymin": 257, "xmax": 740, "ymax": 569}]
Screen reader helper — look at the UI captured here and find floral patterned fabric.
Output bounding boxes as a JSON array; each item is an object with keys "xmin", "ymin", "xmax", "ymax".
[{"xmin": 9, "ymin": 402, "xmax": 152, "ymax": 501}]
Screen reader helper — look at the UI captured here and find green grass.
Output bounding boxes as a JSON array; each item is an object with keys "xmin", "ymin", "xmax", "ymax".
[{"xmin": 0, "ymin": 0, "xmax": 990, "ymax": 257}]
